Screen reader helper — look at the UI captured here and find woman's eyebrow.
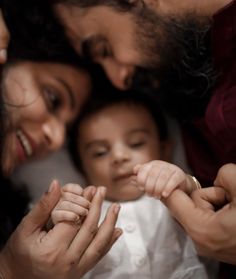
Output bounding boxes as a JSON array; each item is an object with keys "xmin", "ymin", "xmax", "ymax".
[{"xmin": 55, "ymin": 76, "xmax": 75, "ymax": 110}]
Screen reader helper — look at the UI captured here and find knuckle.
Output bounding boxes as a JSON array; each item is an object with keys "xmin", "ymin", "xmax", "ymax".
[{"xmin": 86, "ymin": 223, "xmax": 99, "ymax": 236}]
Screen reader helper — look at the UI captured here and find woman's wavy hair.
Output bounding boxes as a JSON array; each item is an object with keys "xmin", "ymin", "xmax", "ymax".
[{"xmin": 0, "ymin": 0, "xmax": 88, "ymax": 172}]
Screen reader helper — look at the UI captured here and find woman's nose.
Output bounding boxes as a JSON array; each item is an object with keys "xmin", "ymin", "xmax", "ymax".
[
  {"xmin": 103, "ymin": 59, "xmax": 134, "ymax": 90},
  {"xmin": 42, "ymin": 118, "xmax": 65, "ymax": 152}
]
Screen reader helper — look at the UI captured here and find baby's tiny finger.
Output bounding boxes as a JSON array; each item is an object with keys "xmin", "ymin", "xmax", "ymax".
[
  {"xmin": 63, "ymin": 192, "xmax": 91, "ymax": 208},
  {"xmin": 62, "ymin": 183, "xmax": 84, "ymax": 195},
  {"xmin": 51, "ymin": 210, "xmax": 82, "ymax": 225},
  {"xmin": 57, "ymin": 200, "xmax": 89, "ymax": 216}
]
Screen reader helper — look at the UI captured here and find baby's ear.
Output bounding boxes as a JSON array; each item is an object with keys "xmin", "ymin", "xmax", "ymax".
[{"xmin": 160, "ymin": 139, "xmax": 173, "ymax": 161}]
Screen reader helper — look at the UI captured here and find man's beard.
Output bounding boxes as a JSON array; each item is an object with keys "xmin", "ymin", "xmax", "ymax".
[{"xmin": 131, "ymin": 8, "xmax": 217, "ymax": 121}]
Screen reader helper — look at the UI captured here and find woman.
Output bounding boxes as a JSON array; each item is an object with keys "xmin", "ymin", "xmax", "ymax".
[{"xmin": 0, "ymin": 1, "xmax": 121, "ymax": 278}]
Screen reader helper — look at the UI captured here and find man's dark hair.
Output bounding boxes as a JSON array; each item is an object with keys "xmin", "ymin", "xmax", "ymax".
[{"xmin": 69, "ymin": 70, "xmax": 168, "ymax": 175}]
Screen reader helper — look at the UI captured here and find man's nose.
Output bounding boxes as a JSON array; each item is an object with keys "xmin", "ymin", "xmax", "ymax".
[
  {"xmin": 103, "ymin": 59, "xmax": 134, "ymax": 90},
  {"xmin": 42, "ymin": 118, "xmax": 65, "ymax": 152}
]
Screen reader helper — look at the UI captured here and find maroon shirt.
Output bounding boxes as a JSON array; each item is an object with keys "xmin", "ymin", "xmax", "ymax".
[{"xmin": 181, "ymin": 0, "xmax": 236, "ymax": 186}]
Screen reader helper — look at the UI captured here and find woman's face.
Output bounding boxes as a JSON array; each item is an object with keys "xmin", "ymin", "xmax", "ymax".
[{"xmin": 2, "ymin": 61, "xmax": 90, "ymax": 175}]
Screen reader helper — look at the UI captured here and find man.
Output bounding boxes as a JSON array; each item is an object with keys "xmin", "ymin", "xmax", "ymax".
[
  {"xmin": 51, "ymin": 0, "xmax": 236, "ymax": 272},
  {"xmin": 52, "ymin": 0, "xmax": 236, "ymax": 185}
]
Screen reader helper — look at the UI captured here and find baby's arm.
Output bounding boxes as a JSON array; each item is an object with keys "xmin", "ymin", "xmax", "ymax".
[
  {"xmin": 133, "ymin": 160, "xmax": 199, "ymax": 199},
  {"xmin": 51, "ymin": 183, "xmax": 91, "ymax": 225}
]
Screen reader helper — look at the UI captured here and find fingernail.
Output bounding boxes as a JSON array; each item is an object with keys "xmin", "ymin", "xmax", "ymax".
[
  {"xmin": 99, "ymin": 186, "xmax": 106, "ymax": 198},
  {"xmin": 162, "ymin": 191, "xmax": 169, "ymax": 198},
  {"xmin": 0, "ymin": 49, "xmax": 7, "ymax": 62},
  {"xmin": 115, "ymin": 228, "xmax": 123, "ymax": 238},
  {"xmin": 91, "ymin": 186, "xmax": 97, "ymax": 197},
  {"xmin": 47, "ymin": 180, "xmax": 57, "ymax": 193},
  {"xmin": 113, "ymin": 203, "xmax": 121, "ymax": 214}
]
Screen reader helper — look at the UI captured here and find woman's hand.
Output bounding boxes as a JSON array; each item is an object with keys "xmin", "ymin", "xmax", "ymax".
[
  {"xmin": 0, "ymin": 9, "xmax": 9, "ymax": 63},
  {"xmin": 0, "ymin": 181, "xmax": 122, "ymax": 279},
  {"xmin": 51, "ymin": 183, "xmax": 91, "ymax": 225}
]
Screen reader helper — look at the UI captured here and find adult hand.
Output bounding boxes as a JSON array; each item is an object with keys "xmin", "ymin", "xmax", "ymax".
[
  {"xmin": 163, "ymin": 163, "xmax": 236, "ymax": 265},
  {"xmin": 0, "ymin": 181, "xmax": 121, "ymax": 279},
  {"xmin": 0, "ymin": 9, "xmax": 9, "ymax": 63}
]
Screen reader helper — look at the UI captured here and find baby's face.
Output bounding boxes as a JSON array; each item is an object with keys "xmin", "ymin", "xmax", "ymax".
[{"xmin": 78, "ymin": 102, "xmax": 162, "ymax": 202}]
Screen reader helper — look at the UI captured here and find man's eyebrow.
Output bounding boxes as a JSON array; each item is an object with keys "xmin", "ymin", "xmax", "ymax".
[
  {"xmin": 55, "ymin": 77, "xmax": 75, "ymax": 110},
  {"xmin": 81, "ymin": 35, "xmax": 105, "ymax": 59}
]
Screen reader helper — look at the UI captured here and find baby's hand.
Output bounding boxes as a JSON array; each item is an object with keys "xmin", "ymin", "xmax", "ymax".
[
  {"xmin": 51, "ymin": 183, "xmax": 91, "ymax": 225},
  {"xmin": 133, "ymin": 160, "xmax": 189, "ymax": 199}
]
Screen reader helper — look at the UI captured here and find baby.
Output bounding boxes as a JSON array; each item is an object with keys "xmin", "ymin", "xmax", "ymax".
[{"xmin": 52, "ymin": 88, "xmax": 216, "ymax": 278}]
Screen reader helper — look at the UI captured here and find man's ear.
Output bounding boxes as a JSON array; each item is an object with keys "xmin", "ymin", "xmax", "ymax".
[{"xmin": 160, "ymin": 140, "xmax": 173, "ymax": 161}]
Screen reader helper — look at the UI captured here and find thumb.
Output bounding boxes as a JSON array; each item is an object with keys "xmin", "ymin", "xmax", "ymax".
[
  {"xmin": 214, "ymin": 163, "xmax": 236, "ymax": 204},
  {"xmin": 21, "ymin": 180, "xmax": 61, "ymax": 235}
]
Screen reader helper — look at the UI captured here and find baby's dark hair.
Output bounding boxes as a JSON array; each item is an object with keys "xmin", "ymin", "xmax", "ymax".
[{"xmin": 68, "ymin": 75, "xmax": 169, "ymax": 174}]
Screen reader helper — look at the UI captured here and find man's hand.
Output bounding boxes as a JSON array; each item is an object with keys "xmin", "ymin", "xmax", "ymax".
[{"xmin": 163, "ymin": 164, "xmax": 236, "ymax": 265}]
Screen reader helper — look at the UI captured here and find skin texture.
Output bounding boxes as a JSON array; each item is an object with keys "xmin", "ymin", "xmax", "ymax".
[
  {"xmin": 164, "ymin": 163, "xmax": 236, "ymax": 265},
  {"xmin": 77, "ymin": 103, "xmax": 163, "ymax": 202},
  {"xmin": 0, "ymin": 181, "xmax": 122, "ymax": 279},
  {"xmin": 2, "ymin": 61, "xmax": 90, "ymax": 174},
  {"xmin": 133, "ymin": 160, "xmax": 195, "ymax": 199},
  {"xmin": 51, "ymin": 184, "xmax": 91, "ymax": 225}
]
